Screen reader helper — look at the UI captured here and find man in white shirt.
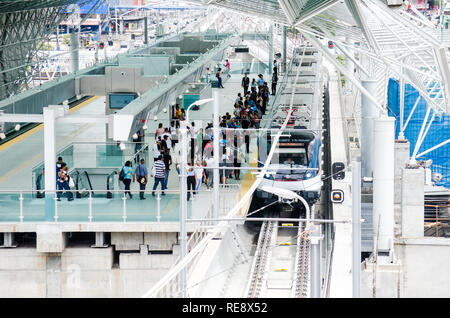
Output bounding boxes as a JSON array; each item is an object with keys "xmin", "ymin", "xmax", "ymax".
[
  {"xmin": 162, "ymin": 128, "xmax": 172, "ymax": 152},
  {"xmin": 153, "ymin": 140, "xmax": 161, "ymax": 161}
]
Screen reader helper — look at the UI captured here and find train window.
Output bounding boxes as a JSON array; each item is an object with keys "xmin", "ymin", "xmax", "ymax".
[{"xmin": 278, "ymin": 150, "xmax": 308, "ymax": 166}]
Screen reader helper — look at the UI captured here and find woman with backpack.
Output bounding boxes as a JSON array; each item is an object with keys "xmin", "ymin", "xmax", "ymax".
[{"xmin": 119, "ymin": 161, "xmax": 133, "ymax": 199}]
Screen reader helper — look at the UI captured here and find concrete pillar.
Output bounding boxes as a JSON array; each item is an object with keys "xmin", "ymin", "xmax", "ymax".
[
  {"xmin": 361, "ymin": 80, "xmax": 380, "ymax": 178},
  {"xmin": 43, "ymin": 107, "xmax": 57, "ymax": 222},
  {"xmin": 373, "ymin": 116, "xmax": 395, "ymax": 252},
  {"xmin": 401, "ymin": 168, "xmax": 424, "ymax": 237},
  {"xmin": 394, "ymin": 140, "xmax": 410, "ymax": 236},
  {"xmin": 394, "ymin": 140, "xmax": 411, "ymax": 204},
  {"xmin": 70, "ymin": 29, "xmax": 79, "ymax": 73},
  {"xmin": 2, "ymin": 233, "xmax": 16, "ymax": 247},
  {"xmin": 46, "ymin": 255, "xmax": 62, "ymax": 298}
]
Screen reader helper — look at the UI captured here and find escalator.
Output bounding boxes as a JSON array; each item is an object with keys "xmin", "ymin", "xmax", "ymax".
[
  {"xmin": 74, "ymin": 170, "xmax": 93, "ymax": 198},
  {"xmin": 106, "ymin": 171, "xmax": 118, "ymax": 199}
]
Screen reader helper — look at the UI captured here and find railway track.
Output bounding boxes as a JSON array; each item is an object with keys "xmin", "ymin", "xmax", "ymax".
[
  {"xmin": 293, "ymin": 222, "xmax": 310, "ymax": 297},
  {"xmin": 246, "ymin": 220, "xmax": 311, "ymax": 298}
]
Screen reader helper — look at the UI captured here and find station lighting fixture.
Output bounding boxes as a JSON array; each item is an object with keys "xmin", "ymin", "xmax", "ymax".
[
  {"xmin": 63, "ymin": 100, "xmax": 69, "ymax": 105},
  {"xmin": 142, "ymin": 124, "xmax": 148, "ymax": 130},
  {"xmin": 132, "ymin": 133, "xmax": 138, "ymax": 139},
  {"xmin": 119, "ymin": 142, "xmax": 126, "ymax": 150},
  {"xmin": 153, "ymin": 116, "xmax": 158, "ymax": 121},
  {"xmin": 163, "ymin": 108, "xmax": 167, "ymax": 113},
  {"xmin": 179, "ymin": 95, "xmax": 183, "ymax": 99},
  {"xmin": 185, "ymin": 89, "xmax": 189, "ymax": 93},
  {"xmin": 14, "ymin": 124, "xmax": 21, "ymax": 131},
  {"xmin": 0, "ymin": 133, "xmax": 6, "ymax": 140}
]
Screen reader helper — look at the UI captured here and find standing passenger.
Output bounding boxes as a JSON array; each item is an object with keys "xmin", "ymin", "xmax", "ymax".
[
  {"xmin": 162, "ymin": 148, "xmax": 172, "ymax": 190},
  {"xmin": 271, "ymin": 73, "xmax": 278, "ymax": 96},
  {"xmin": 120, "ymin": 161, "xmax": 133, "ymax": 199},
  {"xmin": 186, "ymin": 163, "xmax": 196, "ymax": 201},
  {"xmin": 216, "ymin": 68, "xmax": 224, "ymax": 88},
  {"xmin": 57, "ymin": 163, "xmax": 73, "ymax": 201},
  {"xmin": 152, "ymin": 155, "xmax": 166, "ymax": 196},
  {"xmin": 194, "ymin": 160, "xmax": 204, "ymax": 196},
  {"xmin": 134, "ymin": 158, "xmax": 148, "ymax": 200},
  {"xmin": 241, "ymin": 73, "xmax": 250, "ymax": 95}
]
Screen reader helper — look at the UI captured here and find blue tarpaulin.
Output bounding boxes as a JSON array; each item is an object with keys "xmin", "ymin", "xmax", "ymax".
[{"xmin": 387, "ymin": 78, "xmax": 449, "ymax": 188}]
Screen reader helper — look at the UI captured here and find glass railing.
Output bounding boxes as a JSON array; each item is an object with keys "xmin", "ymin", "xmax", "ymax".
[
  {"xmin": 31, "ymin": 141, "xmax": 150, "ymax": 192},
  {"xmin": 0, "ymin": 185, "xmax": 242, "ymax": 223}
]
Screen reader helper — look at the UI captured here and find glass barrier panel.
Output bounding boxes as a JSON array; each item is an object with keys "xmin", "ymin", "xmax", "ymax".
[
  {"xmin": 56, "ymin": 190, "xmax": 90, "ymax": 222},
  {"xmin": 97, "ymin": 144, "xmax": 124, "ymax": 167},
  {"xmin": 0, "ymin": 193, "xmax": 20, "ymax": 222},
  {"xmin": 91, "ymin": 191, "xmax": 124, "ymax": 222},
  {"xmin": 124, "ymin": 190, "xmax": 159, "ymax": 222},
  {"xmin": 22, "ymin": 192, "xmax": 46, "ymax": 222}
]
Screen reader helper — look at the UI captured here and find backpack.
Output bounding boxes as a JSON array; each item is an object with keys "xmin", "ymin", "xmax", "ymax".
[{"xmin": 119, "ymin": 168, "xmax": 125, "ymax": 181}]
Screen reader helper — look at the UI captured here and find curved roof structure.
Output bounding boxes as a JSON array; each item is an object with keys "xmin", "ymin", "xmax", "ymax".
[
  {"xmin": 0, "ymin": 0, "xmax": 94, "ymax": 100},
  {"xmin": 189, "ymin": 0, "xmax": 450, "ymax": 115}
]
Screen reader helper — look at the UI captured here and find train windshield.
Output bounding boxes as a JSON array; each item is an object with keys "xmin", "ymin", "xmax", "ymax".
[{"xmin": 276, "ymin": 148, "xmax": 308, "ymax": 166}]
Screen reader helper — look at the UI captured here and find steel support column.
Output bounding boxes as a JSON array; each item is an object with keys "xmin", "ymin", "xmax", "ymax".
[
  {"xmin": 70, "ymin": 29, "xmax": 79, "ymax": 73},
  {"xmin": 268, "ymin": 24, "xmax": 273, "ymax": 75},
  {"xmin": 310, "ymin": 226, "xmax": 322, "ymax": 298},
  {"xmin": 179, "ymin": 121, "xmax": 188, "ymax": 297},
  {"xmin": 213, "ymin": 91, "xmax": 220, "ymax": 223},
  {"xmin": 43, "ymin": 107, "xmax": 57, "ymax": 222},
  {"xmin": 361, "ymin": 80, "xmax": 379, "ymax": 178},
  {"xmin": 352, "ymin": 160, "xmax": 361, "ymax": 298},
  {"xmin": 373, "ymin": 116, "xmax": 395, "ymax": 253}
]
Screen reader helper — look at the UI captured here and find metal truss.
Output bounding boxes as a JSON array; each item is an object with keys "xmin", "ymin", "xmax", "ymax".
[{"xmin": 0, "ymin": 0, "xmax": 93, "ymax": 100}]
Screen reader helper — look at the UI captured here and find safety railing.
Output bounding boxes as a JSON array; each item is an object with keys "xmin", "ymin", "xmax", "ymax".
[
  {"xmin": 31, "ymin": 141, "xmax": 149, "ymax": 193},
  {"xmin": 0, "ymin": 184, "xmax": 241, "ymax": 224}
]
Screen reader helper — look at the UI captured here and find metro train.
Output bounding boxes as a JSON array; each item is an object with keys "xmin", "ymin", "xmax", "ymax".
[{"xmin": 253, "ymin": 46, "xmax": 326, "ymax": 215}]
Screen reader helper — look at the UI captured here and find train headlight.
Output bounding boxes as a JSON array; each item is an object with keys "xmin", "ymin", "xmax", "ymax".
[{"xmin": 305, "ymin": 172, "xmax": 312, "ymax": 178}]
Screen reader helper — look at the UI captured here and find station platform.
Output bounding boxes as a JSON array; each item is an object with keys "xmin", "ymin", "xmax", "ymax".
[{"xmin": 0, "ymin": 72, "xmax": 266, "ymax": 229}]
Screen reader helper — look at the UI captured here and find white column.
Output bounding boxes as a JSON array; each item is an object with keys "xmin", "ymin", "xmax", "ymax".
[
  {"xmin": 213, "ymin": 91, "xmax": 220, "ymax": 223},
  {"xmin": 43, "ymin": 108, "xmax": 57, "ymax": 221},
  {"xmin": 352, "ymin": 160, "xmax": 361, "ymax": 298},
  {"xmin": 179, "ymin": 121, "xmax": 188, "ymax": 297},
  {"xmin": 70, "ymin": 30, "xmax": 79, "ymax": 73},
  {"xmin": 398, "ymin": 63, "xmax": 405, "ymax": 140},
  {"xmin": 361, "ymin": 80, "xmax": 380, "ymax": 178},
  {"xmin": 310, "ymin": 226, "xmax": 322, "ymax": 298},
  {"xmin": 268, "ymin": 24, "xmax": 273, "ymax": 75},
  {"xmin": 373, "ymin": 116, "xmax": 395, "ymax": 252}
]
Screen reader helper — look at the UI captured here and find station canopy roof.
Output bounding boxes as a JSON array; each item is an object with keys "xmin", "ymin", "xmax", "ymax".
[
  {"xmin": 0, "ymin": 0, "xmax": 92, "ymax": 13},
  {"xmin": 188, "ymin": 0, "xmax": 450, "ymax": 115}
]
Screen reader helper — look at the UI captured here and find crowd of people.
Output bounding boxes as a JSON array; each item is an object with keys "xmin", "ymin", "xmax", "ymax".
[
  {"xmin": 48, "ymin": 61, "xmax": 280, "ymax": 202},
  {"xmin": 118, "ymin": 62, "xmax": 279, "ymax": 200}
]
